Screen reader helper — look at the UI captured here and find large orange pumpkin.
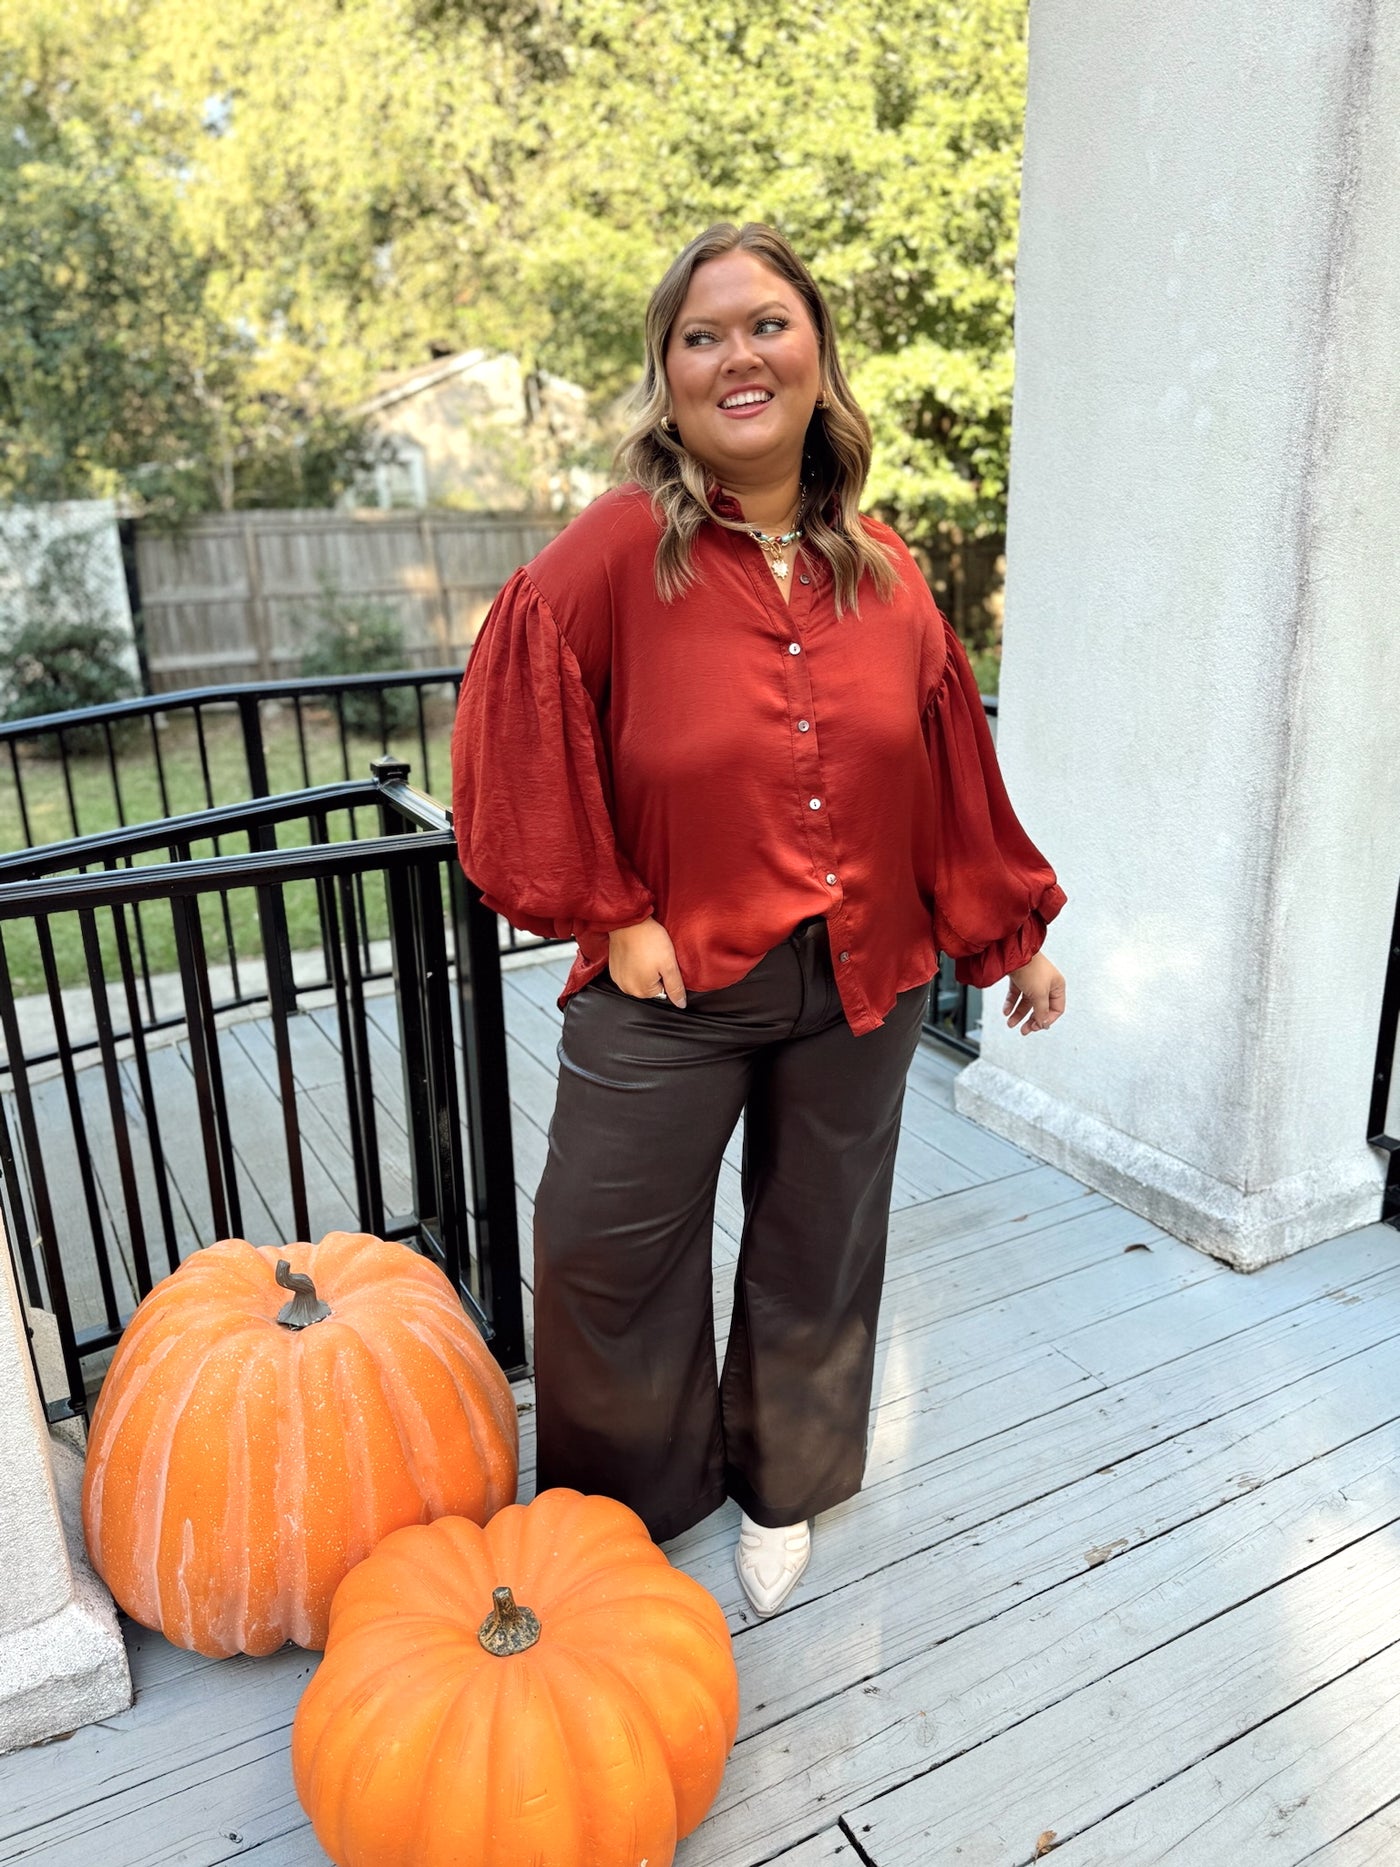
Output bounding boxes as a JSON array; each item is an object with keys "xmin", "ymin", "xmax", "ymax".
[
  {"xmin": 291, "ymin": 1488, "xmax": 740, "ymax": 1867},
  {"xmin": 81, "ymin": 1231, "xmax": 518, "ymax": 1657}
]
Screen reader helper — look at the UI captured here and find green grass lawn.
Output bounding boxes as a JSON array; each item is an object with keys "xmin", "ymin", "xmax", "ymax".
[{"xmin": 0, "ymin": 704, "xmax": 456, "ymax": 1000}]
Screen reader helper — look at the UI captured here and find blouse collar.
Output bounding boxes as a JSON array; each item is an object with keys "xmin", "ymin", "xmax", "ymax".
[{"xmin": 705, "ymin": 481, "xmax": 746, "ymax": 521}]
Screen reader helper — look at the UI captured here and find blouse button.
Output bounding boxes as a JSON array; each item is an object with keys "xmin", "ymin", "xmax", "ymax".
[
  {"xmin": 788, "ymin": 642, "xmax": 801, "ymax": 655},
  {"xmin": 839, "ymin": 950, "xmax": 850, "ymax": 963},
  {"xmin": 809, "ymin": 797, "xmax": 822, "ymax": 810},
  {"xmin": 825, "ymin": 872, "xmax": 837, "ymax": 885},
  {"xmin": 797, "ymin": 719, "xmax": 811, "ymax": 732},
  {"xmin": 799, "ymin": 573, "xmax": 811, "ymax": 585}
]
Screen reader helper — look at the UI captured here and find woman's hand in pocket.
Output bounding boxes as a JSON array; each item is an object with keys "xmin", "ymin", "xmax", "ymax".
[{"xmin": 606, "ymin": 917, "xmax": 688, "ymax": 1007}]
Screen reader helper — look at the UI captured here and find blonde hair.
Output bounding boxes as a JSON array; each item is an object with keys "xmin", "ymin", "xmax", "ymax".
[{"xmin": 616, "ymin": 221, "xmax": 898, "ymax": 615}]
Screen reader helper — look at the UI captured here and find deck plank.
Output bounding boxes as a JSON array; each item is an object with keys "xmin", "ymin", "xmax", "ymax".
[
  {"xmin": 0, "ymin": 1635, "xmax": 319, "ymax": 1864},
  {"xmin": 112, "ymin": 1045, "xmax": 234, "ymax": 1256},
  {"xmin": 231, "ymin": 1016, "xmax": 414, "ymax": 1223},
  {"xmin": 1303, "ymin": 1802, "xmax": 1400, "ymax": 1864},
  {"xmin": 4, "ymin": 1074, "xmax": 138, "ymax": 1338},
  {"xmin": 753, "ymin": 1831, "xmax": 866, "ymax": 1865},
  {"xmin": 848, "ymin": 1511, "xmax": 1400, "ymax": 1867},
  {"xmin": 198, "ymin": 1027, "xmax": 345, "ymax": 1245},
  {"xmin": 220, "ymin": 1024, "xmax": 389, "ymax": 1240},
  {"xmin": 1041, "ymin": 1635, "xmax": 1400, "ymax": 1864},
  {"xmin": 307, "ymin": 1001, "xmax": 411, "ymax": 1152},
  {"xmin": 209, "ymin": 1832, "xmax": 326, "ymax": 1865}
]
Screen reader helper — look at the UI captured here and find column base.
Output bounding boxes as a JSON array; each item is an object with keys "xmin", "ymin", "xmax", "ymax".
[
  {"xmin": 0, "ymin": 1436, "xmax": 131, "ymax": 1757},
  {"xmin": 955, "ymin": 1059, "xmax": 1388, "ymax": 1271}
]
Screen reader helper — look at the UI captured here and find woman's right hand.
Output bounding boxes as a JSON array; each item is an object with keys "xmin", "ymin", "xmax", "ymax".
[{"xmin": 607, "ymin": 917, "xmax": 688, "ymax": 1007}]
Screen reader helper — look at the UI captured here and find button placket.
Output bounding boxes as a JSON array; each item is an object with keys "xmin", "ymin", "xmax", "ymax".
[
  {"xmin": 782, "ymin": 619, "xmax": 849, "ymax": 931},
  {"xmin": 722, "ymin": 526, "xmax": 865, "ymax": 1015}
]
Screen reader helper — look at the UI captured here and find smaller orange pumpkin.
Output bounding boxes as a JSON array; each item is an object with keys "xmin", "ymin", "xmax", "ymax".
[
  {"xmin": 82, "ymin": 1232, "xmax": 518, "ymax": 1657},
  {"xmin": 291, "ymin": 1488, "xmax": 740, "ymax": 1867}
]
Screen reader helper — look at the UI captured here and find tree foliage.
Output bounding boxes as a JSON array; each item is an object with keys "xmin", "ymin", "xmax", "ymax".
[{"xmin": 0, "ymin": 0, "xmax": 1028, "ymax": 539}]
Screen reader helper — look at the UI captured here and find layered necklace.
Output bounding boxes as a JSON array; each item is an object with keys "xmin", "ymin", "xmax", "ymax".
[{"xmin": 747, "ymin": 485, "xmax": 808, "ymax": 580}]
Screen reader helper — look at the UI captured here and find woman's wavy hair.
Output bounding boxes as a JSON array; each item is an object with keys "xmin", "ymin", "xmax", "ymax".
[{"xmin": 615, "ymin": 221, "xmax": 898, "ymax": 614}]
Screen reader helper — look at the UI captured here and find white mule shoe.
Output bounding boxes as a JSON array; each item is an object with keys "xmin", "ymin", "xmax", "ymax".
[{"xmin": 735, "ymin": 1512, "xmax": 812, "ymax": 1616}]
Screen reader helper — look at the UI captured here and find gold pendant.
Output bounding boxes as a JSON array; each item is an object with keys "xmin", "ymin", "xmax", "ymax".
[{"xmin": 771, "ymin": 558, "xmax": 788, "ymax": 578}]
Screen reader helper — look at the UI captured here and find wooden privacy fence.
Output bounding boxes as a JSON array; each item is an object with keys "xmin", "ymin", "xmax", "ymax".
[{"xmin": 132, "ymin": 509, "xmax": 565, "ymax": 691}]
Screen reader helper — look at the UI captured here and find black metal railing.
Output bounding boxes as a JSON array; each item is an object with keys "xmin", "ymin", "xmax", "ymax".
[
  {"xmin": 1, "ymin": 671, "xmax": 462, "ymax": 842},
  {"xmin": 0, "ymin": 759, "xmax": 525, "ymax": 1421},
  {"xmin": 1369, "ymin": 868, "xmax": 1400, "ymax": 1229},
  {"xmin": 0, "ymin": 673, "xmax": 577, "ymax": 1026}
]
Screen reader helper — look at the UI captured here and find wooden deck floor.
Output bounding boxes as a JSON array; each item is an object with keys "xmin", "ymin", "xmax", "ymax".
[{"xmin": 5, "ymin": 948, "xmax": 1400, "ymax": 1864}]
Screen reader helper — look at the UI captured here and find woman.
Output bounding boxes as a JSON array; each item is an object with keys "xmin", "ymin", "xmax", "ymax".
[{"xmin": 451, "ymin": 221, "xmax": 1067, "ymax": 1617}]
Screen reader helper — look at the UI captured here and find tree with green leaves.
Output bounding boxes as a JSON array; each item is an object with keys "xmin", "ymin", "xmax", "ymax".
[
  {"xmin": 0, "ymin": 1, "xmax": 383, "ymax": 516},
  {"xmin": 0, "ymin": 0, "xmax": 1027, "ymax": 574}
]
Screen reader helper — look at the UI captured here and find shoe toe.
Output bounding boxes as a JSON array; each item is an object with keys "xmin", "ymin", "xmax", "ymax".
[{"xmin": 735, "ymin": 1524, "xmax": 811, "ymax": 1615}]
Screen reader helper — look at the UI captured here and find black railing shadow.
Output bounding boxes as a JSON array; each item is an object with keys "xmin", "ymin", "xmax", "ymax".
[{"xmin": 1369, "ymin": 867, "xmax": 1400, "ymax": 1228}]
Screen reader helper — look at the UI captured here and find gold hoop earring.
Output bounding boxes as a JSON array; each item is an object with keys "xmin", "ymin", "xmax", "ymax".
[
  {"xmin": 662, "ymin": 415, "xmax": 679, "ymax": 432},
  {"xmin": 815, "ymin": 395, "xmax": 829, "ymax": 410}
]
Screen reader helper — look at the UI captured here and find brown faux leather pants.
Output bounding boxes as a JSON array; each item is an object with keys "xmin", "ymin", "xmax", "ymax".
[{"xmin": 532, "ymin": 913, "xmax": 932, "ymax": 1544}]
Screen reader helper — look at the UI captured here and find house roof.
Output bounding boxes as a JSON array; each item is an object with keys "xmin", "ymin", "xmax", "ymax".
[{"xmin": 353, "ymin": 349, "xmax": 498, "ymax": 417}]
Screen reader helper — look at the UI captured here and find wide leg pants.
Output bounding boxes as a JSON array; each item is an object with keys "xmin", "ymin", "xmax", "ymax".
[{"xmin": 532, "ymin": 913, "xmax": 932, "ymax": 1544}]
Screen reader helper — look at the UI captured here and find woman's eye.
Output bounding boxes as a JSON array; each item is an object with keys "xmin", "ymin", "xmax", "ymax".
[{"xmin": 681, "ymin": 317, "xmax": 789, "ymax": 347}]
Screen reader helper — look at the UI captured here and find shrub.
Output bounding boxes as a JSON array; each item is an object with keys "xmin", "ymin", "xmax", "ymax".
[
  {"xmin": 298, "ymin": 575, "xmax": 415, "ymax": 736},
  {"xmin": 0, "ymin": 513, "xmax": 141, "ymax": 751},
  {"xmin": 2, "ymin": 616, "xmax": 139, "ymax": 752}
]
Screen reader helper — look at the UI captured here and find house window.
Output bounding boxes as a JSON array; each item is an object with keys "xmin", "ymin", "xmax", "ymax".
[{"xmin": 348, "ymin": 440, "xmax": 428, "ymax": 510}]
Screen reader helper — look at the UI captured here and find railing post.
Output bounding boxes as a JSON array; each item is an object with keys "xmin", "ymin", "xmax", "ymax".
[
  {"xmin": 0, "ymin": 956, "xmax": 88, "ymax": 1423},
  {"xmin": 374, "ymin": 758, "xmax": 443, "ymax": 1256},
  {"xmin": 452, "ymin": 868, "xmax": 526, "ymax": 1374},
  {"xmin": 237, "ymin": 693, "xmax": 271, "ymax": 798},
  {"xmin": 372, "ymin": 756, "xmax": 525, "ymax": 1371}
]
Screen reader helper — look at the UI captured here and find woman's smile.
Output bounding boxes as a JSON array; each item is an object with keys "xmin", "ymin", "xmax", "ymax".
[{"xmin": 718, "ymin": 386, "xmax": 776, "ymax": 418}]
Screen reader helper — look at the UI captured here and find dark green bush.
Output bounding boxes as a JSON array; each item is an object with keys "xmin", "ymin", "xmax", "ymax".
[
  {"xmin": 2, "ymin": 615, "xmax": 139, "ymax": 752},
  {"xmin": 0, "ymin": 514, "xmax": 141, "ymax": 751},
  {"xmin": 298, "ymin": 576, "xmax": 416, "ymax": 736}
]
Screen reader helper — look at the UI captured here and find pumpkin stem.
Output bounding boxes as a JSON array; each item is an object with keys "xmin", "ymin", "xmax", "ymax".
[
  {"xmin": 275, "ymin": 1257, "xmax": 332, "ymax": 1329},
  {"xmin": 478, "ymin": 1585, "xmax": 542, "ymax": 1656}
]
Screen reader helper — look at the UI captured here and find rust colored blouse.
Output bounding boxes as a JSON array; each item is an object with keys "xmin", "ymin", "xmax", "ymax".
[{"xmin": 450, "ymin": 482, "xmax": 1066, "ymax": 1038}]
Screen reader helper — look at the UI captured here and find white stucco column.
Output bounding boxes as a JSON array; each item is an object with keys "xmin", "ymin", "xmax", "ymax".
[
  {"xmin": 956, "ymin": 0, "xmax": 1400, "ymax": 1267},
  {"xmin": 0, "ymin": 1224, "xmax": 130, "ymax": 1754}
]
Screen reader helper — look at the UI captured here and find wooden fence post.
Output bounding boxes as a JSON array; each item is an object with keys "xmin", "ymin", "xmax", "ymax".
[
  {"xmin": 418, "ymin": 513, "xmax": 449, "ymax": 658},
  {"xmin": 242, "ymin": 516, "xmax": 273, "ymax": 680}
]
